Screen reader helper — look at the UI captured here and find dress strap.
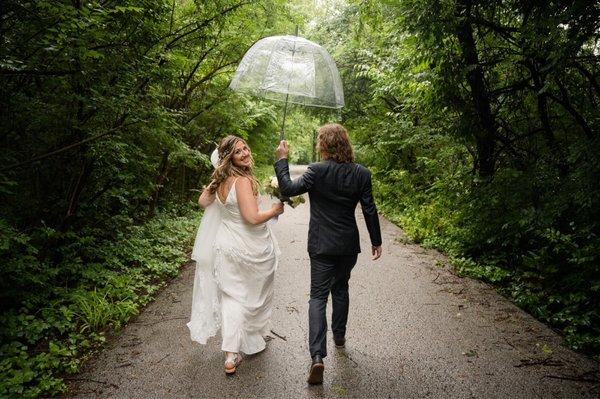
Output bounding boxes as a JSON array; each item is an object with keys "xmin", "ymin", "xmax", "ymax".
[{"xmin": 230, "ymin": 177, "xmax": 241, "ymax": 192}]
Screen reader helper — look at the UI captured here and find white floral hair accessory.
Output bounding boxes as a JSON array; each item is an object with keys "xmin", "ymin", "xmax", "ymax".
[{"xmin": 210, "ymin": 148, "xmax": 219, "ymax": 169}]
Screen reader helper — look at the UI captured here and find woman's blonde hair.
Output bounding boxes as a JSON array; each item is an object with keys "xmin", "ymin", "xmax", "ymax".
[
  {"xmin": 316, "ymin": 123, "xmax": 355, "ymax": 163},
  {"xmin": 207, "ymin": 135, "xmax": 259, "ymax": 196}
]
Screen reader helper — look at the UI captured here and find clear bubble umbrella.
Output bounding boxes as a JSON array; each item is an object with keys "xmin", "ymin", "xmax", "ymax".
[{"xmin": 229, "ymin": 34, "xmax": 344, "ymax": 139}]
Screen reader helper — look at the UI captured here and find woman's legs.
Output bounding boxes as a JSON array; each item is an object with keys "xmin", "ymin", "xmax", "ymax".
[
  {"xmin": 221, "ymin": 293, "xmax": 243, "ymax": 352},
  {"xmin": 221, "ymin": 293, "xmax": 243, "ymax": 373}
]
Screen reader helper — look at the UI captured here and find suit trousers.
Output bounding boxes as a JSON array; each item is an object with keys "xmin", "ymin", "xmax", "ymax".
[{"xmin": 308, "ymin": 253, "xmax": 358, "ymax": 358}]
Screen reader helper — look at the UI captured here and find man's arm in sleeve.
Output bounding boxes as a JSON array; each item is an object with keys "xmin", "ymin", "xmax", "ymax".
[
  {"xmin": 273, "ymin": 158, "xmax": 315, "ymax": 197},
  {"xmin": 359, "ymin": 168, "xmax": 382, "ymax": 247}
]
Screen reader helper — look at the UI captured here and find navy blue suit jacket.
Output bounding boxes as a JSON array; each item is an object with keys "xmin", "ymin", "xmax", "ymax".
[{"xmin": 274, "ymin": 158, "xmax": 382, "ymax": 255}]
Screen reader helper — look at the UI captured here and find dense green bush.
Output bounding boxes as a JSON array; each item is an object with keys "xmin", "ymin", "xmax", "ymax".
[{"xmin": 0, "ymin": 207, "xmax": 198, "ymax": 397}]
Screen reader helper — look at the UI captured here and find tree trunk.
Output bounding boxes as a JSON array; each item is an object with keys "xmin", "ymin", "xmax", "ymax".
[
  {"xmin": 455, "ymin": 0, "xmax": 497, "ymax": 178},
  {"xmin": 60, "ymin": 158, "xmax": 93, "ymax": 231},
  {"xmin": 529, "ymin": 63, "xmax": 569, "ymax": 176},
  {"xmin": 147, "ymin": 151, "xmax": 170, "ymax": 219}
]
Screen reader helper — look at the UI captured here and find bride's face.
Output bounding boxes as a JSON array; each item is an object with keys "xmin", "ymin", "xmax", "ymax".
[{"xmin": 231, "ymin": 140, "xmax": 251, "ymax": 168}]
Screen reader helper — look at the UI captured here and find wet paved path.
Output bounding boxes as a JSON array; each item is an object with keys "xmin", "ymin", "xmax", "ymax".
[{"xmin": 69, "ymin": 165, "xmax": 599, "ymax": 398}]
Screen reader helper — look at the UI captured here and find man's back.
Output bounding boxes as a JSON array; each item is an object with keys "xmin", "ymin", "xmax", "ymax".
[{"xmin": 274, "ymin": 158, "xmax": 381, "ymax": 255}]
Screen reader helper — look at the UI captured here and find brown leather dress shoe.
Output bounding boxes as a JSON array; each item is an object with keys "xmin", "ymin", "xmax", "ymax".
[{"xmin": 307, "ymin": 354, "xmax": 324, "ymax": 384}]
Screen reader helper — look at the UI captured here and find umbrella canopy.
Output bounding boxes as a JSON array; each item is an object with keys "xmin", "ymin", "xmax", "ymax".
[{"xmin": 229, "ymin": 35, "xmax": 344, "ymax": 109}]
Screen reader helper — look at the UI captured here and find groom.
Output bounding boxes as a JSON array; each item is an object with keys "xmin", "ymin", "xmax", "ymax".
[{"xmin": 274, "ymin": 123, "xmax": 382, "ymax": 385}]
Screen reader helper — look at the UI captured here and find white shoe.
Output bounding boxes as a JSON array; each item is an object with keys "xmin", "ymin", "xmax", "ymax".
[{"xmin": 224, "ymin": 353, "xmax": 242, "ymax": 374}]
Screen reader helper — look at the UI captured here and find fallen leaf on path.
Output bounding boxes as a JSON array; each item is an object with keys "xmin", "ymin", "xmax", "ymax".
[
  {"xmin": 462, "ymin": 349, "xmax": 478, "ymax": 357},
  {"xmin": 332, "ymin": 385, "xmax": 348, "ymax": 396},
  {"xmin": 286, "ymin": 305, "xmax": 299, "ymax": 314},
  {"xmin": 540, "ymin": 343, "xmax": 553, "ymax": 355}
]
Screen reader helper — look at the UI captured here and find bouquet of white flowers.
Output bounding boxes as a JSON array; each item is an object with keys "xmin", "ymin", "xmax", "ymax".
[{"xmin": 263, "ymin": 176, "xmax": 306, "ymax": 208}]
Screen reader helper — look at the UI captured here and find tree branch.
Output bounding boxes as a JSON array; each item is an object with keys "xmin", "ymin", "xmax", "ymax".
[
  {"xmin": 571, "ymin": 61, "xmax": 600, "ymax": 98},
  {"xmin": 184, "ymin": 96, "xmax": 226, "ymax": 125},
  {"xmin": 163, "ymin": 1, "xmax": 251, "ymax": 51},
  {"xmin": 185, "ymin": 60, "xmax": 237, "ymax": 96},
  {"xmin": 489, "ymin": 76, "xmax": 532, "ymax": 97},
  {"xmin": 548, "ymin": 77, "xmax": 594, "ymax": 139},
  {"xmin": 1, "ymin": 120, "xmax": 138, "ymax": 172},
  {"xmin": 181, "ymin": 41, "xmax": 220, "ymax": 91},
  {"xmin": 0, "ymin": 69, "xmax": 77, "ymax": 76},
  {"xmin": 471, "ymin": 16, "xmax": 519, "ymax": 46}
]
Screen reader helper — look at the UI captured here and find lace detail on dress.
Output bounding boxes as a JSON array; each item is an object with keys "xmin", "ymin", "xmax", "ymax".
[
  {"xmin": 186, "ymin": 265, "xmax": 221, "ymax": 343},
  {"xmin": 187, "ymin": 202, "xmax": 222, "ymax": 345}
]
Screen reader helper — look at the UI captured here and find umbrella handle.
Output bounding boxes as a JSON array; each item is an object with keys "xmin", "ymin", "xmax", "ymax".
[
  {"xmin": 279, "ymin": 25, "xmax": 299, "ymax": 142},
  {"xmin": 280, "ymin": 93, "xmax": 290, "ymax": 141}
]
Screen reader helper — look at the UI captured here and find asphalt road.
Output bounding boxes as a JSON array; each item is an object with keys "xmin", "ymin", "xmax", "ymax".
[{"xmin": 68, "ymin": 165, "xmax": 599, "ymax": 398}]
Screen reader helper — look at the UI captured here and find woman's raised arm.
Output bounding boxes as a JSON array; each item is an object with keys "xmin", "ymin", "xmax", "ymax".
[{"xmin": 198, "ymin": 185, "xmax": 216, "ymax": 209}]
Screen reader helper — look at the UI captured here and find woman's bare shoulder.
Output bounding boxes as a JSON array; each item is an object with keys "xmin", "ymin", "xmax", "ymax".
[{"xmin": 234, "ymin": 175, "xmax": 253, "ymax": 190}]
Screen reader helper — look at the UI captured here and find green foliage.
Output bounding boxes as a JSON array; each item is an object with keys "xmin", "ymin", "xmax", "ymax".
[
  {"xmin": 1, "ymin": 1, "xmax": 598, "ymax": 396},
  {"xmin": 282, "ymin": 109, "xmax": 323, "ymax": 164},
  {"xmin": 315, "ymin": 0, "xmax": 600, "ymax": 359},
  {"xmin": 0, "ymin": 207, "xmax": 198, "ymax": 397},
  {"xmin": 0, "ymin": 0, "xmax": 303, "ymax": 396}
]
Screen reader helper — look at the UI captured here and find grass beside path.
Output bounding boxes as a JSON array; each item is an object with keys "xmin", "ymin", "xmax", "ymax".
[{"xmin": 0, "ymin": 206, "xmax": 200, "ymax": 398}]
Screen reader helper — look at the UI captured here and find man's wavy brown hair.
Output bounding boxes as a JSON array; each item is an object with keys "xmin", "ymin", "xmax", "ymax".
[{"xmin": 316, "ymin": 123, "xmax": 355, "ymax": 163}]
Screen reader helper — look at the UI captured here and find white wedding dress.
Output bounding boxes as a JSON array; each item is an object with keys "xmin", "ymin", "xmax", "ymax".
[{"xmin": 187, "ymin": 179, "xmax": 280, "ymax": 354}]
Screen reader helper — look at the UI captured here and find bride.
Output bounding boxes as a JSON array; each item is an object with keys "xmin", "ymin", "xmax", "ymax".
[{"xmin": 187, "ymin": 135, "xmax": 284, "ymax": 374}]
